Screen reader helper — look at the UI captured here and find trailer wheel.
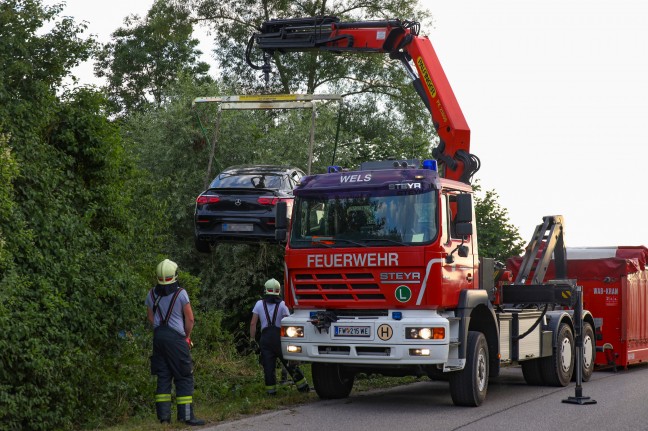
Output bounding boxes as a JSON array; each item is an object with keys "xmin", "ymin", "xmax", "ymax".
[
  {"xmin": 311, "ymin": 363, "xmax": 355, "ymax": 399},
  {"xmin": 521, "ymin": 359, "xmax": 545, "ymax": 385},
  {"xmin": 540, "ymin": 322, "xmax": 574, "ymax": 386},
  {"xmin": 449, "ymin": 331, "xmax": 489, "ymax": 406},
  {"xmin": 573, "ymin": 322, "xmax": 595, "ymax": 382}
]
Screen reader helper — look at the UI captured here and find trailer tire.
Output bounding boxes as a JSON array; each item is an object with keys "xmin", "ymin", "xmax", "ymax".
[
  {"xmin": 311, "ymin": 363, "xmax": 354, "ymax": 399},
  {"xmin": 449, "ymin": 331, "xmax": 489, "ymax": 406},
  {"xmin": 573, "ymin": 322, "xmax": 595, "ymax": 382},
  {"xmin": 540, "ymin": 322, "xmax": 574, "ymax": 386},
  {"xmin": 521, "ymin": 359, "xmax": 545, "ymax": 385}
]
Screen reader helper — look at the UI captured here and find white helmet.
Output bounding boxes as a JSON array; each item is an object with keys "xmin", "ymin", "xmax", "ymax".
[
  {"xmin": 156, "ymin": 259, "xmax": 178, "ymax": 285},
  {"xmin": 264, "ymin": 278, "xmax": 281, "ymax": 296}
]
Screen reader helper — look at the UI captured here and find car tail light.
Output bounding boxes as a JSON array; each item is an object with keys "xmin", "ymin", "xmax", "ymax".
[
  {"xmin": 196, "ymin": 195, "xmax": 220, "ymax": 204},
  {"xmin": 257, "ymin": 197, "xmax": 293, "ymax": 206},
  {"xmin": 257, "ymin": 197, "xmax": 278, "ymax": 205}
]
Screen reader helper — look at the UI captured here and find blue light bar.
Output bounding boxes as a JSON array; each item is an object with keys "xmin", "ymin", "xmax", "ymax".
[
  {"xmin": 392, "ymin": 311, "xmax": 403, "ymax": 320},
  {"xmin": 328, "ymin": 165, "xmax": 342, "ymax": 173},
  {"xmin": 422, "ymin": 159, "xmax": 438, "ymax": 171}
]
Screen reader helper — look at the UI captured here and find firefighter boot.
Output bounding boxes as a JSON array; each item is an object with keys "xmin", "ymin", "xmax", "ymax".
[
  {"xmin": 291, "ymin": 366, "xmax": 310, "ymax": 393},
  {"xmin": 155, "ymin": 394, "xmax": 172, "ymax": 424},
  {"xmin": 177, "ymin": 400, "xmax": 205, "ymax": 426}
]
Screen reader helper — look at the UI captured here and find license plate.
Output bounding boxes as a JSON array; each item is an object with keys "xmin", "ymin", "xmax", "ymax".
[
  {"xmin": 223, "ymin": 223, "xmax": 253, "ymax": 232},
  {"xmin": 334, "ymin": 326, "xmax": 370, "ymax": 337}
]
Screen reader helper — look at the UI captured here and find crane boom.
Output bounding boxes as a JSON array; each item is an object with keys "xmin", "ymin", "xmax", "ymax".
[{"xmin": 246, "ymin": 16, "xmax": 479, "ymax": 183}]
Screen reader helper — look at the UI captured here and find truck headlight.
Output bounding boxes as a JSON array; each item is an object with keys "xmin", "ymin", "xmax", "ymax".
[
  {"xmin": 282, "ymin": 326, "xmax": 304, "ymax": 338},
  {"xmin": 406, "ymin": 327, "xmax": 445, "ymax": 340}
]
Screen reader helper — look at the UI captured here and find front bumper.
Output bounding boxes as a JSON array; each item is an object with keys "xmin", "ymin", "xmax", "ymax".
[{"xmin": 281, "ymin": 310, "xmax": 450, "ymax": 365}]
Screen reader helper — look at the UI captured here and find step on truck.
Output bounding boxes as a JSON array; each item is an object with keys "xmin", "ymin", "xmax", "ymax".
[{"xmin": 245, "ymin": 16, "xmax": 596, "ymax": 405}]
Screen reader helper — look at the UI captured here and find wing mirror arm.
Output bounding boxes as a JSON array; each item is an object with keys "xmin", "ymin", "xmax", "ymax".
[{"xmin": 445, "ymin": 221, "xmax": 472, "ymax": 263}]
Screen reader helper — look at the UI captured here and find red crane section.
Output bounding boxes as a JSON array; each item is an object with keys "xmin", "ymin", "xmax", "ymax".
[{"xmin": 246, "ymin": 17, "xmax": 479, "ymax": 183}]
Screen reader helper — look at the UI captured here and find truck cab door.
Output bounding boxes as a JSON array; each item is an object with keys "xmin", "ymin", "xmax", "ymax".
[{"xmin": 441, "ymin": 192, "xmax": 477, "ymax": 289}]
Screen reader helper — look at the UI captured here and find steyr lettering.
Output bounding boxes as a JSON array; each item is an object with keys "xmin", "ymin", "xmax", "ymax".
[
  {"xmin": 389, "ymin": 182, "xmax": 421, "ymax": 190},
  {"xmin": 380, "ymin": 272, "xmax": 421, "ymax": 281}
]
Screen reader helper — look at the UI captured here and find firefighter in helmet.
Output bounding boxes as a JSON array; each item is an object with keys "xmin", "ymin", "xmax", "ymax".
[
  {"xmin": 145, "ymin": 259, "xmax": 205, "ymax": 426},
  {"xmin": 250, "ymin": 278, "xmax": 310, "ymax": 395}
]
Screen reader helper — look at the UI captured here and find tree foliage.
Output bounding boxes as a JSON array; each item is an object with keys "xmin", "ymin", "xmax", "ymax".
[
  {"xmin": 95, "ymin": 0, "xmax": 212, "ymax": 115},
  {"xmin": 175, "ymin": 0, "xmax": 437, "ymax": 168},
  {"xmin": 474, "ymin": 183, "xmax": 525, "ymax": 262}
]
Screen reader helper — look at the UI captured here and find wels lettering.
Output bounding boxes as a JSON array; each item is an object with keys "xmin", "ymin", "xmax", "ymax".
[
  {"xmin": 307, "ymin": 253, "xmax": 399, "ymax": 268},
  {"xmin": 389, "ymin": 182, "xmax": 421, "ymax": 190},
  {"xmin": 340, "ymin": 174, "xmax": 372, "ymax": 183},
  {"xmin": 380, "ymin": 272, "xmax": 421, "ymax": 284}
]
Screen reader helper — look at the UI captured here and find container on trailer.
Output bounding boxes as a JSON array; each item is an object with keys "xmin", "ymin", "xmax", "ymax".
[{"xmin": 507, "ymin": 246, "xmax": 648, "ymax": 369}]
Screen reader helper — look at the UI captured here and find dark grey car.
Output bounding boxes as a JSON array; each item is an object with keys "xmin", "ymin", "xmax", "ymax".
[{"xmin": 194, "ymin": 165, "xmax": 305, "ymax": 252}]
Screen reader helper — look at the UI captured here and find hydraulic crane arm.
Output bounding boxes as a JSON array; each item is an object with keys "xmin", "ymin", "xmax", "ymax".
[{"xmin": 246, "ymin": 16, "xmax": 480, "ymax": 183}]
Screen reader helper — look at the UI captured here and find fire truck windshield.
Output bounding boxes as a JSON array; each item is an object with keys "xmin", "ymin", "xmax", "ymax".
[{"xmin": 290, "ymin": 189, "xmax": 438, "ymax": 247}]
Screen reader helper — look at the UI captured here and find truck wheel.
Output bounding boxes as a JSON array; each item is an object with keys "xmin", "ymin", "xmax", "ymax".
[
  {"xmin": 521, "ymin": 359, "xmax": 545, "ymax": 385},
  {"xmin": 449, "ymin": 331, "xmax": 489, "ymax": 406},
  {"xmin": 194, "ymin": 236, "xmax": 211, "ymax": 253},
  {"xmin": 540, "ymin": 322, "xmax": 574, "ymax": 386},
  {"xmin": 573, "ymin": 322, "xmax": 595, "ymax": 382},
  {"xmin": 311, "ymin": 363, "xmax": 355, "ymax": 399},
  {"xmin": 427, "ymin": 366, "xmax": 449, "ymax": 381}
]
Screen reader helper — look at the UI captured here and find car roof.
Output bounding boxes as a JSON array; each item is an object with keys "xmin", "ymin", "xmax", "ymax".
[{"xmin": 219, "ymin": 164, "xmax": 303, "ymax": 175}]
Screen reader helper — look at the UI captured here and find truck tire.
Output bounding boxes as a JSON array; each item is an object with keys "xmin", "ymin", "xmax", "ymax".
[
  {"xmin": 194, "ymin": 236, "xmax": 211, "ymax": 253},
  {"xmin": 449, "ymin": 331, "xmax": 489, "ymax": 406},
  {"xmin": 573, "ymin": 322, "xmax": 595, "ymax": 382},
  {"xmin": 427, "ymin": 367, "xmax": 449, "ymax": 381},
  {"xmin": 311, "ymin": 363, "xmax": 355, "ymax": 399},
  {"xmin": 521, "ymin": 359, "xmax": 545, "ymax": 386},
  {"xmin": 540, "ymin": 322, "xmax": 574, "ymax": 386}
]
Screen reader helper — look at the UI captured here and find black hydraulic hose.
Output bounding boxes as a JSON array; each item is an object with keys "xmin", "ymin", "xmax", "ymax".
[{"xmin": 513, "ymin": 304, "xmax": 549, "ymax": 341}]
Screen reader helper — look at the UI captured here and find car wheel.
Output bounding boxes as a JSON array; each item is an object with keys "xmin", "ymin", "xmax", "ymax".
[{"xmin": 194, "ymin": 236, "xmax": 211, "ymax": 253}]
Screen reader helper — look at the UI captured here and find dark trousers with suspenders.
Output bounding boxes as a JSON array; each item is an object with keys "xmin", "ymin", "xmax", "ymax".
[
  {"xmin": 150, "ymin": 288, "xmax": 197, "ymax": 423},
  {"xmin": 259, "ymin": 300, "xmax": 309, "ymax": 394}
]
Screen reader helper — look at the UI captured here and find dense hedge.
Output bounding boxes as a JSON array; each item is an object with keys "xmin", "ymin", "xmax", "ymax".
[{"xmin": 0, "ymin": 2, "xmax": 168, "ymax": 428}]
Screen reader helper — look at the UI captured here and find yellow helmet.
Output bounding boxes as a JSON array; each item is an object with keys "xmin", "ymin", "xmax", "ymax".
[
  {"xmin": 264, "ymin": 278, "xmax": 281, "ymax": 296},
  {"xmin": 156, "ymin": 259, "xmax": 178, "ymax": 285}
]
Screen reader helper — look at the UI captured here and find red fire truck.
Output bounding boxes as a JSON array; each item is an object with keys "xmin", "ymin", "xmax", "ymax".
[{"xmin": 247, "ymin": 17, "xmax": 596, "ymax": 406}]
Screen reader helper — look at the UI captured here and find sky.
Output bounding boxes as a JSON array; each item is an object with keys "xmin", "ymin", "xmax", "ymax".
[{"xmin": 49, "ymin": 0, "xmax": 648, "ymax": 248}]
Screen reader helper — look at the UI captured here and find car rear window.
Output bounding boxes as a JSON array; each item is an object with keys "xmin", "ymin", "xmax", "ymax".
[{"xmin": 210, "ymin": 173, "xmax": 283, "ymax": 189}]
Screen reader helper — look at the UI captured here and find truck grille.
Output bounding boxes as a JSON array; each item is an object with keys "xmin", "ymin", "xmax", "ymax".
[{"xmin": 293, "ymin": 272, "xmax": 386, "ymax": 305}]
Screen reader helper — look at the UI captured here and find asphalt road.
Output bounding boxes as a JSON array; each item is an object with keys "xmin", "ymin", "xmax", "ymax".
[{"xmin": 204, "ymin": 364, "xmax": 648, "ymax": 431}]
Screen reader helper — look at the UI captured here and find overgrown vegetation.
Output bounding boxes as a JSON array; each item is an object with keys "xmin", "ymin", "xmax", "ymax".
[{"xmin": 0, "ymin": 1, "xmax": 525, "ymax": 429}]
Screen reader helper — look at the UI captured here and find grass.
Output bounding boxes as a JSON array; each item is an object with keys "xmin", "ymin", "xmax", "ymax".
[{"xmin": 101, "ymin": 359, "xmax": 422, "ymax": 431}]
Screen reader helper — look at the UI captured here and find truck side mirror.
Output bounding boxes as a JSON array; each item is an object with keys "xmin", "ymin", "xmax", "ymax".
[
  {"xmin": 276, "ymin": 201, "xmax": 288, "ymax": 229},
  {"xmin": 275, "ymin": 201, "xmax": 288, "ymax": 241},
  {"xmin": 456, "ymin": 194, "xmax": 473, "ymax": 223},
  {"xmin": 455, "ymin": 221, "xmax": 473, "ymax": 237}
]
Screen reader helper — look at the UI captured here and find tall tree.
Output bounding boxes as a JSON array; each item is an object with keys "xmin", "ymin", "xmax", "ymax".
[
  {"xmin": 474, "ymin": 184, "xmax": 525, "ymax": 262},
  {"xmin": 178, "ymin": 0, "xmax": 437, "ymax": 168},
  {"xmin": 95, "ymin": 0, "xmax": 212, "ymax": 115}
]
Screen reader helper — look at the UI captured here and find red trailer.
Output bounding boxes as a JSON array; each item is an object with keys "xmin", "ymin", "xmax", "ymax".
[{"xmin": 508, "ymin": 246, "xmax": 648, "ymax": 369}]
